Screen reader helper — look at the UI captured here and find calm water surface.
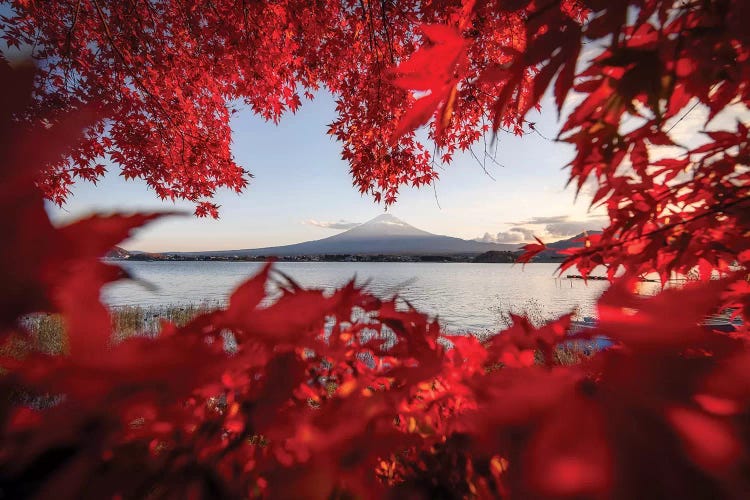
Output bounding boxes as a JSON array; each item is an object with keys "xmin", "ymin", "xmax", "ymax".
[{"xmin": 104, "ymin": 262, "xmax": 658, "ymax": 333}]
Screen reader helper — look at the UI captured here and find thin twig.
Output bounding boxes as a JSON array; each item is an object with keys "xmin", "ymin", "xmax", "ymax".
[
  {"xmin": 469, "ymin": 147, "xmax": 497, "ymax": 181},
  {"xmin": 666, "ymin": 100, "xmax": 701, "ymax": 133}
]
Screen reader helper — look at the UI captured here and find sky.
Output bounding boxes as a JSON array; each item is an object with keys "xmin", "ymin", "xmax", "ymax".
[{"xmin": 46, "ymin": 88, "xmax": 616, "ymax": 252}]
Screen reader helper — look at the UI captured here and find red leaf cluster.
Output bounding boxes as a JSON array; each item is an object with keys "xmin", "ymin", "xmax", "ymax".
[
  {"xmin": 0, "ymin": 0, "xmax": 550, "ymax": 211},
  {"xmin": 380, "ymin": 0, "xmax": 749, "ymax": 287}
]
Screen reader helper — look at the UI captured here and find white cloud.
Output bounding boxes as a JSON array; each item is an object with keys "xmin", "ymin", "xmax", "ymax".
[
  {"xmin": 474, "ymin": 227, "xmax": 537, "ymax": 244},
  {"xmin": 543, "ymin": 219, "xmax": 604, "ymax": 238},
  {"xmin": 515, "ymin": 215, "xmax": 569, "ymax": 225},
  {"xmin": 479, "ymin": 214, "xmax": 607, "ymax": 243},
  {"xmin": 305, "ymin": 219, "xmax": 361, "ymax": 230}
]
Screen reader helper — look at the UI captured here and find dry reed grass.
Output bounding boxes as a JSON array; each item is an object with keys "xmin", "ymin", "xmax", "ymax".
[
  {"xmin": 17, "ymin": 300, "xmax": 594, "ymax": 366},
  {"xmin": 15, "ymin": 303, "xmax": 219, "ymax": 356}
]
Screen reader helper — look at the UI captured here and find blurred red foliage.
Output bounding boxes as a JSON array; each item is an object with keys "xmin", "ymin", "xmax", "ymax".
[
  {"xmin": 0, "ymin": 62, "xmax": 749, "ymax": 500},
  {"xmin": 1, "ymin": 0, "xmax": 749, "ymax": 497}
]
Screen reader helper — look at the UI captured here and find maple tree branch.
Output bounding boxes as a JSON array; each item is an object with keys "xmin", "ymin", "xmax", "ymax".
[
  {"xmin": 139, "ymin": 0, "xmax": 160, "ymax": 25},
  {"xmin": 432, "ymin": 182, "xmax": 442, "ymax": 209},
  {"xmin": 61, "ymin": 0, "xmax": 82, "ymax": 91},
  {"xmin": 566, "ymin": 195, "xmax": 750, "ymax": 266},
  {"xmin": 665, "ymin": 100, "xmax": 701, "ymax": 133},
  {"xmin": 91, "ymin": 0, "xmax": 173, "ymax": 126},
  {"xmin": 91, "ymin": 0, "xmax": 205, "ymax": 171},
  {"xmin": 124, "ymin": 0, "xmax": 157, "ymax": 56},
  {"xmin": 241, "ymin": 0, "xmax": 251, "ymax": 41},
  {"xmin": 63, "ymin": 0, "xmax": 81, "ymax": 58},
  {"xmin": 480, "ymin": 114, "xmax": 506, "ymax": 168},
  {"xmin": 379, "ymin": 0, "xmax": 396, "ymax": 64},
  {"xmin": 469, "ymin": 147, "xmax": 497, "ymax": 181},
  {"xmin": 526, "ymin": 120, "xmax": 554, "ymax": 141}
]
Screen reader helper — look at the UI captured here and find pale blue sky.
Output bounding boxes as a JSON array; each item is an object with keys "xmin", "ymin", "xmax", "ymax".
[{"xmin": 47, "ymin": 89, "xmax": 612, "ymax": 252}]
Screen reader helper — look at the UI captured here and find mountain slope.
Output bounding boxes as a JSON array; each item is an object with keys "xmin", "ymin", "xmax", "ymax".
[
  {"xmin": 190, "ymin": 214, "xmax": 521, "ymax": 256},
  {"xmin": 106, "ymin": 246, "xmax": 131, "ymax": 259},
  {"xmin": 535, "ymin": 231, "xmax": 604, "ymax": 261}
]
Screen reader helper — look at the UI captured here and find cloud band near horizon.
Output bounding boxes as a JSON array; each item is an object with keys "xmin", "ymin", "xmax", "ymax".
[
  {"xmin": 476, "ymin": 214, "xmax": 606, "ymax": 244},
  {"xmin": 305, "ymin": 219, "xmax": 361, "ymax": 230}
]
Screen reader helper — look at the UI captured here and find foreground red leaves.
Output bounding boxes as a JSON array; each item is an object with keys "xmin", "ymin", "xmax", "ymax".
[{"xmin": 1, "ymin": 64, "xmax": 750, "ymax": 499}]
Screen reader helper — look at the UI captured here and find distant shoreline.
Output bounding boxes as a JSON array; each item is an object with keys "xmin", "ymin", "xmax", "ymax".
[{"xmin": 106, "ymin": 251, "xmax": 566, "ymax": 264}]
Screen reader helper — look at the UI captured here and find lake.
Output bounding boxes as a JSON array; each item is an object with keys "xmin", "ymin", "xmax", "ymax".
[{"xmin": 104, "ymin": 261, "xmax": 659, "ymax": 333}]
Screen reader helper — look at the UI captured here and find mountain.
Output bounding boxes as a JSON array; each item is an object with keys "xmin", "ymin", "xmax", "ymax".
[
  {"xmin": 106, "ymin": 246, "xmax": 131, "ymax": 259},
  {"xmin": 186, "ymin": 214, "xmax": 522, "ymax": 257},
  {"xmin": 534, "ymin": 231, "xmax": 603, "ymax": 261}
]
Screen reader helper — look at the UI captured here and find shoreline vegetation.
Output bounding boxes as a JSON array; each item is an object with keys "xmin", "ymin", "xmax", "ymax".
[
  {"xmin": 107, "ymin": 250, "xmax": 558, "ymax": 264},
  {"xmin": 13, "ymin": 304, "xmax": 218, "ymax": 356},
  {"xmin": 14, "ymin": 302, "xmax": 593, "ymax": 366}
]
